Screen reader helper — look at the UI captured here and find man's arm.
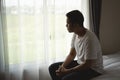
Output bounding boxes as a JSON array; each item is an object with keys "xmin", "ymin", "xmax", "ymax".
[
  {"xmin": 56, "ymin": 47, "xmax": 95, "ymax": 76},
  {"xmin": 56, "ymin": 48, "xmax": 76, "ymax": 73},
  {"xmin": 69, "ymin": 59, "xmax": 94, "ymax": 72},
  {"xmin": 56, "ymin": 59, "xmax": 95, "ymax": 76},
  {"xmin": 61, "ymin": 47, "xmax": 76, "ymax": 67}
]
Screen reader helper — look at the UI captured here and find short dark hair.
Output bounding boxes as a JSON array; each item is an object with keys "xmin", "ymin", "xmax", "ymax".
[{"xmin": 66, "ymin": 10, "xmax": 84, "ymax": 26}]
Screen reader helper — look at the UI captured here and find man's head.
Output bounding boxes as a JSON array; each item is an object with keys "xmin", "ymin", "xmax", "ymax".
[
  {"xmin": 66, "ymin": 10, "xmax": 84, "ymax": 32},
  {"xmin": 66, "ymin": 10, "xmax": 84, "ymax": 27}
]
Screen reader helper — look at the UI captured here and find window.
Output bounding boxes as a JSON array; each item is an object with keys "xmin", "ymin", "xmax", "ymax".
[{"xmin": 2, "ymin": 0, "xmax": 89, "ymax": 64}]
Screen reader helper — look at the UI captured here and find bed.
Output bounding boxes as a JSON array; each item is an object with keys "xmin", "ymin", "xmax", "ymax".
[{"xmin": 92, "ymin": 51, "xmax": 120, "ymax": 80}]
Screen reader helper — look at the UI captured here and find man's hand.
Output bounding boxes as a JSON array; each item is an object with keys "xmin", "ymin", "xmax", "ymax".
[
  {"xmin": 56, "ymin": 65, "xmax": 71, "ymax": 76},
  {"xmin": 55, "ymin": 48, "xmax": 76, "ymax": 76}
]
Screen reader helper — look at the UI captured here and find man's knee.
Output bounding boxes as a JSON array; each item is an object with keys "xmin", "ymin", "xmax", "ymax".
[
  {"xmin": 49, "ymin": 62, "xmax": 61, "ymax": 72},
  {"xmin": 49, "ymin": 63, "xmax": 56, "ymax": 72}
]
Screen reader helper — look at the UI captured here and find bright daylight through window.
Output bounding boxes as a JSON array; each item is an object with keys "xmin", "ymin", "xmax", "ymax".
[{"xmin": 3, "ymin": 0, "xmax": 89, "ymax": 64}]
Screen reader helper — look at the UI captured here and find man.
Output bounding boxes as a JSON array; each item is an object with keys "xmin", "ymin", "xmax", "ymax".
[{"xmin": 49, "ymin": 10, "xmax": 104, "ymax": 80}]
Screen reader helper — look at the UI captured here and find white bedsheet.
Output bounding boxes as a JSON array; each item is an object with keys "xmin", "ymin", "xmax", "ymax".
[{"xmin": 92, "ymin": 51, "xmax": 120, "ymax": 80}]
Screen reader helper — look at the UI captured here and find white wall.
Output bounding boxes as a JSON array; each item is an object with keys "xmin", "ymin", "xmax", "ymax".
[{"xmin": 100, "ymin": 0, "xmax": 120, "ymax": 54}]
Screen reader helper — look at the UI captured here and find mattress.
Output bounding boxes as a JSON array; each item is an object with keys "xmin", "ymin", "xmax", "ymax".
[{"xmin": 92, "ymin": 51, "xmax": 120, "ymax": 80}]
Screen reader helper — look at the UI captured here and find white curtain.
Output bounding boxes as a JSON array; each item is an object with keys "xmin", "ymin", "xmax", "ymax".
[{"xmin": 0, "ymin": 0, "xmax": 89, "ymax": 80}]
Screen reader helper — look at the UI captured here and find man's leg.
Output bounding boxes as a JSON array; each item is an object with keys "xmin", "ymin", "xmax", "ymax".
[
  {"xmin": 49, "ymin": 62, "xmax": 63, "ymax": 80},
  {"xmin": 48, "ymin": 61, "xmax": 78, "ymax": 80},
  {"xmin": 61, "ymin": 68, "xmax": 101, "ymax": 80}
]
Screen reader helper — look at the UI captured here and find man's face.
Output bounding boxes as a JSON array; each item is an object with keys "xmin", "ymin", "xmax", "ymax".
[{"xmin": 66, "ymin": 18, "xmax": 74, "ymax": 32}]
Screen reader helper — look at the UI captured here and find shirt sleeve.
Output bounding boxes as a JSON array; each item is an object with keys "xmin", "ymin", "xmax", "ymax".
[{"xmin": 71, "ymin": 34, "xmax": 76, "ymax": 48}]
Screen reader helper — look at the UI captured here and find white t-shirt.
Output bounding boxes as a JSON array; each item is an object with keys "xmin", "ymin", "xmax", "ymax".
[{"xmin": 71, "ymin": 30, "xmax": 104, "ymax": 73}]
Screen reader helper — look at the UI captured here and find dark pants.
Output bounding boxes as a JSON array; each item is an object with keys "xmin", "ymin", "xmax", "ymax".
[{"xmin": 49, "ymin": 61, "xmax": 101, "ymax": 80}]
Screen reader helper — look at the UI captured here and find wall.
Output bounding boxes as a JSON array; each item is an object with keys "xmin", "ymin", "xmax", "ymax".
[{"xmin": 100, "ymin": 0, "xmax": 120, "ymax": 54}]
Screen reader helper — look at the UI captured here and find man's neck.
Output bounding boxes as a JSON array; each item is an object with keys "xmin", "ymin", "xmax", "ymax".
[{"xmin": 75, "ymin": 27, "xmax": 87, "ymax": 37}]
